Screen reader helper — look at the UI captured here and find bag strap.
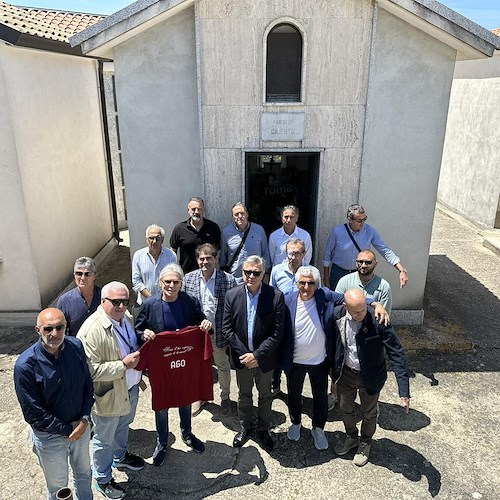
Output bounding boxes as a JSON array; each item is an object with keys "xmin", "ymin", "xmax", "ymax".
[
  {"xmin": 344, "ymin": 223, "xmax": 362, "ymax": 253},
  {"xmin": 228, "ymin": 222, "xmax": 251, "ymax": 270}
]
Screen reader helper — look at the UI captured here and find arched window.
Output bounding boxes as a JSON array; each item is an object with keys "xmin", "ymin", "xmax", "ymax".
[{"xmin": 266, "ymin": 23, "xmax": 302, "ymax": 103}]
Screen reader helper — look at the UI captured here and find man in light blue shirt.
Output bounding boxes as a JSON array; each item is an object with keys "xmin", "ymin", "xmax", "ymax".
[
  {"xmin": 132, "ymin": 224, "xmax": 176, "ymax": 305},
  {"xmin": 268, "ymin": 205, "xmax": 313, "ymax": 266},
  {"xmin": 322, "ymin": 204, "xmax": 408, "ymax": 290},
  {"xmin": 335, "ymin": 250, "xmax": 393, "ymax": 313},
  {"xmin": 220, "ymin": 203, "xmax": 270, "ymax": 283}
]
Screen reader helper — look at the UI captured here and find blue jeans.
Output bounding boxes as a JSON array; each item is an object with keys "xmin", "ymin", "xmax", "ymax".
[
  {"xmin": 155, "ymin": 405, "xmax": 191, "ymax": 446},
  {"xmin": 92, "ymin": 383, "xmax": 139, "ymax": 485},
  {"xmin": 32, "ymin": 425, "xmax": 92, "ymax": 500}
]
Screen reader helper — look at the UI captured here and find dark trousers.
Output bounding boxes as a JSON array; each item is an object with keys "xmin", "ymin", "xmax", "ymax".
[
  {"xmin": 337, "ymin": 365, "xmax": 380, "ymax": 443},
  {"xmin": 286, "ymin": 360, "xmax": 329, "ymax": 429},
  {"xmin": 329, "ymin": 263, "xmax": 354, "ymax": 290},
  {"xmin": 235, "ymin": 367, "xmax": 273, "ymax": 431}
]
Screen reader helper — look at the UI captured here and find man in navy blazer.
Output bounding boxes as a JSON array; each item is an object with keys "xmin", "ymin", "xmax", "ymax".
[
  {"xmin": 222, "ymin": 255, "xmax": 285, "ymax": 452},
  {"xmin": 135, "ymin": 263, "xmax": 212, "ymax": 466}
]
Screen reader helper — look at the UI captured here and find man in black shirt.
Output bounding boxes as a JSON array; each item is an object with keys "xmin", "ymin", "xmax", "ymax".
[{"xmin": 170, "ymin": 197, "xmax": 221, "ymax": 273}]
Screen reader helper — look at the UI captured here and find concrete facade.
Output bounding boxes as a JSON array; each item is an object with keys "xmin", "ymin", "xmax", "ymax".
[
  {"xmin": 0, "ymin": 43, "xmax": 113, "ymax": 310},
  {"xmin": 71, "ymin": 0, "xmax": 500, "ymax": 323},
  {"xmin": 438, "ymin": 51, "xmax": 500, "ymax": 229}
]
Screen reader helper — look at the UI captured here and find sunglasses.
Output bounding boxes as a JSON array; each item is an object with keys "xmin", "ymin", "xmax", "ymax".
[
  {"xmin": 243, "ymin": 270, "xmax": 262, "ymax": 277},
  {"xmin": 298, "ymin": 280, "xmax": 316, "ymax": 287},
  {"xmin": 74, "ymin": 271, "xmax": 95, "ymax": 277},
  {"xmin": 148, "ymin": 236, "xmax": 163, "ymax": 242},
  {"xmin": 41, "ymin": 324, "xmax": 66, "ymax": 333},
  {"xmin": 350, "ymin": 217, "xmax": 367, "ymax": 223},
  {"xmin": 162, "ymin": 280, "xmax": 181, "ymax": 285},
  {"xmin": 356, "ymin": 260, "xmax": 373, "ymax": 265},
  {"xmin": 103, "ymin": 297, "xmax": 130, "ymax": 307}
]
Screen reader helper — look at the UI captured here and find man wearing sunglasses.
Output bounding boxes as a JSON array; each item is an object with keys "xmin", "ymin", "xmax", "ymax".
[
  {"xmin": 281, "ymin": 266, "xmax": 389, "ymax": 452},
  {"xmin": 322, "ymin": 204, "xmax": 409, "ymax": 290},
  {"xmin": 132, "ymin": 224, "xmax": 177, "ymax": 306},
  {"xmin": 78, "ymin": 282, "xmax": 144, "ymax": 499},
  {"xmin": 335, "ymin": 250, "xmax": 392, "ymax": 313},
  {"xmin": 14, "ymin": 308, "xmax": 94, "ymax": 500},
  {"xmin": 222, "ymin": 255, "xmax": 285, "ymax": 452},
  {"xmin": 57, "ymin": 256, "xmax": 101, "ymax": 336}
]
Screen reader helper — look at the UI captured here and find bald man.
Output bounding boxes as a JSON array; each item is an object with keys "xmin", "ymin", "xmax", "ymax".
[
  {"xmin": 332, "ymin": 289, "xmax": 410, "ymax": 467},
  {"xmin": 14, "ymin": 308, "xmax": 94, "ymax": 500}
]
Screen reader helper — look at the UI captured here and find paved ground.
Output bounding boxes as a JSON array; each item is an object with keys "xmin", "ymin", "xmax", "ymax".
[{"xmin": 1, "ymin": 208, "xmax": 499, "ymax": 500}]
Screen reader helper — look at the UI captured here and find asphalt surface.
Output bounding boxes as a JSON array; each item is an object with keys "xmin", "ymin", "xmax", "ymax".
[{"xmin": 1, "ymin": 208, "xmax": 499, "ymax": 500}]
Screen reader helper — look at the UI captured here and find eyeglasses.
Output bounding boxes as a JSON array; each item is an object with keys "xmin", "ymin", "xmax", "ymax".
[
  {"xmin": 298, "ymin": 280, "xmax": 316, "ymax": 287},
  {"xmin": 356, "ymin": 260, "xmax": 373, "ymax": 265},
  {"xmin": 350, "ymin": 217, "xmax": 367, "ymax": 223},
  {"xmin": 243, "ymin": 270, "xmax": 262, "ymax": 277},
  {"xmin": 41, "ymin": 324, "xmax": 66, "ymax": 333},
  {"xmin": 287, "ymin": 251, "xmax": 304, "ymax": 258},
  {"xmin": 103, "ymin": 297, "xmax": 130, "ymax": 307},
  {"xmin": 162, "ymin": 280, "xmax": 181, "ymax": 285},
  {"xmin": 147, "ymin": 235, "xmax": 163, "ymax": 242},
  {"xmin": 74, "ymin": 271, "xmax": 95, "ymax": 277}
]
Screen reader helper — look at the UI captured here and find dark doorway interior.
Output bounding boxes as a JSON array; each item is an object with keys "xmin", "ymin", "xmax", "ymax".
[{"xmin": 245, "ymin": 152, "xmax": 320, "ymax": 261}]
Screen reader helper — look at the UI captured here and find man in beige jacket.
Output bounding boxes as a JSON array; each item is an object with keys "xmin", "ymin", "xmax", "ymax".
[{"xmin": 78, "ymin": 281, "xmax": 144, "ymax": 500}]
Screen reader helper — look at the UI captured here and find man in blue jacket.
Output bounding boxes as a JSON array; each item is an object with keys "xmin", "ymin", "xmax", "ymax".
[
  {"xmin": 14, "ymin": 308, "xmax": 94, "ymax": 500},
  {"xmin": 333, "ymin": 288, "xmax": 410, "ymax": 467}
]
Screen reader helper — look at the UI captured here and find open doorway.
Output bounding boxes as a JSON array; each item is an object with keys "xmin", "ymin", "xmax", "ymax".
[{"xmin": 245, "ymin": 152, "xmax": 320, "ymax": 263}]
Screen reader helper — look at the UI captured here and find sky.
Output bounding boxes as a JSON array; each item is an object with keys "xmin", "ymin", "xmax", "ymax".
[{"xmin": 13, "ymin": 0, "xmax": 500, "ymax": 30}]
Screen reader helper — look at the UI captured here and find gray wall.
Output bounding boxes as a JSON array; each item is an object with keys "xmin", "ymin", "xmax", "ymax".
[
  {"xmin": 360, "ymin": 8, "xmax": 456, "ymax": 314},
  {"xmin": 438, "ymin": 52, "xmax": 500, "ymax": 228},
  {"xmin": 113, "ymin": 5, "xmax": 201, "ymax": 253}
]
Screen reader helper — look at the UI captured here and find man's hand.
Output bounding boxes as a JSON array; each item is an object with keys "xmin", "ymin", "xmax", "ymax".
[
  {"xmin": 401, "ymin": 397, "xmax": 410, "ymax": 414},
  {"xmin": 199, "ymin": 319, "xmax": 212, "ymax": 332},
  {"xmin": 399, "ymin": 270, "xmax": 409, "ymax": 288},
  {"xmin": 239, "ymin": 353, "xmax": 259, "ymax": 369},
  {"xmin": 143, "ymin": 329, "xmax": 156, "ymax": 342},
  {"xmin": 123, "ymin": 351, "xmax": 140, "ymax": 369},
  {"xmin": 141, "ymin": 289, "xmax": 152, "ymax": 299},
  {"xmin": 372, "ymin": 303, "xmax": 390, "ymax": 326},
  {"xmin": 68, "ymin": 420, "xmax": 88, "ymax": 441}
]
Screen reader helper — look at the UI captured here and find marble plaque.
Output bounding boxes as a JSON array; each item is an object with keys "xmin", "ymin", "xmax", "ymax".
[{"xmin": 261, "ymin": 112, "xmax": 305, "ymax": 141}]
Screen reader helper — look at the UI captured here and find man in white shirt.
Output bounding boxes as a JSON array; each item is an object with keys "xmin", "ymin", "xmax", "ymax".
[{"xmin": 268, "ymin": 205, "xmax": 312, "ymax": 266}]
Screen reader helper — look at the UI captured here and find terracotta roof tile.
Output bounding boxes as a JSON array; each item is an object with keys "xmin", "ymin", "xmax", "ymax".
[
  {"xmin": 0, "ymin": 1, "xmax": 104, "ymax": 43},
  {"xmin": 492, "ymin": 28, "xmax": 500, "ymax": 37}
]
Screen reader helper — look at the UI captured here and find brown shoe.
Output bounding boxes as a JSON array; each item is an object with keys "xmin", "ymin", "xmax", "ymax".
[{"xmin": 192, "ymin": 400, "xmax": 206, "ymax": 417}]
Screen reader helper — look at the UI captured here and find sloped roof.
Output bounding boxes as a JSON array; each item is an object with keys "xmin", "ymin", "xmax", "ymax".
[
  {"xmin": 17, "ymin": 6, "xmax": 104, "ymax": 36},
  {"xmin": 70, "ymin": 0, "xmax": 500, "ymax": 61},
  {"xmin": 0, "ymin": 0, "xmax": 68, "ymax": 42}
]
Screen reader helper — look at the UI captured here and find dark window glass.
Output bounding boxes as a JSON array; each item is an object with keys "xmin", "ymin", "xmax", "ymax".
[{"xmin": 266, "ymin": 24, "xmax": 302, "ymax": 102}]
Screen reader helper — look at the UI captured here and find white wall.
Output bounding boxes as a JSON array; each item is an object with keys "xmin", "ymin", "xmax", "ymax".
[
  {"xmin": 438, "ymin": 52, "xmax": 500, "ymax": 228},
  {"xmin": 359, "ymin": 8, "xmax": 456, "ymax": 314},
  {"xmin": 113, "ymin": 6, "xmax": 201, "ymax": 254},
  {"xmin": 0, "ymin": 44, "xmax": 113, "ymax": 309}
]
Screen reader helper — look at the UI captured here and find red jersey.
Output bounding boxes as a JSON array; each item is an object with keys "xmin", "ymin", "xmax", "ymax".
[{"xmin": 136, "ymin": 326, "xmax": 213, "ymax": 410}]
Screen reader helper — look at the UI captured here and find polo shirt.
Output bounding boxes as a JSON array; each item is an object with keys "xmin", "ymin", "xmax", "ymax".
[
  {"xmin": 170, "ymin": 218, "xmax": 221, "ymax": 273},
  {"xmin": 57, "ymin": 286, "xmax": 101, "ymax": 336}
]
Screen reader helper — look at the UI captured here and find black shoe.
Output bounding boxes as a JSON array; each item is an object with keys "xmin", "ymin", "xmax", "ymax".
[
  {"xmin": 182, "ymin": 432, "xmax": 205, "ymax": 453},
  {"xmin": 257, "ymin": 430, "xmax": 275, "ymax": 452},
  {"xmin": 233, "ymin": 428, "xmax": 253, "ymax": 448},
  {"xmin": 112, "ymin": 451, "xmax": 145, "ymax": 471},
  {"xmin": 96, "ymin": 479, "xmax": 126, "ymax": 499}
]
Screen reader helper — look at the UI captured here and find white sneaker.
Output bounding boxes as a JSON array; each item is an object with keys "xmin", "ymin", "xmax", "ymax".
[
  {"xmin": 287, "ymin": 423, "xmax": 301, "ymax": 441},
  {"xmin": 353, "ymin": 441, "xmax": 371, "ymax": 467},
  {"xmin": 327, "ymin": 393, "xmax": 338, "ymax": 411},
  {"xmin": 311, "ymin": 427, "xmax": 328, "ymax": 450}
]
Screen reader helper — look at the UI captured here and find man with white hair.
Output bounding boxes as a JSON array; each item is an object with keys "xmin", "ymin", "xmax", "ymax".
[
  {"xmin": 132, "ymin": 224, "xmax": 177, "ymax": 306},
  {"xmin": 78, "ymin": 281, "xmax": 144, "ymax": 500}
]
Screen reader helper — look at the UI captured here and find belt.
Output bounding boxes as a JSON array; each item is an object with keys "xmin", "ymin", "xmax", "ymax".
[{"xmin": 345, "ymin": 365, "xmax": 361, "ymax": 375}]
